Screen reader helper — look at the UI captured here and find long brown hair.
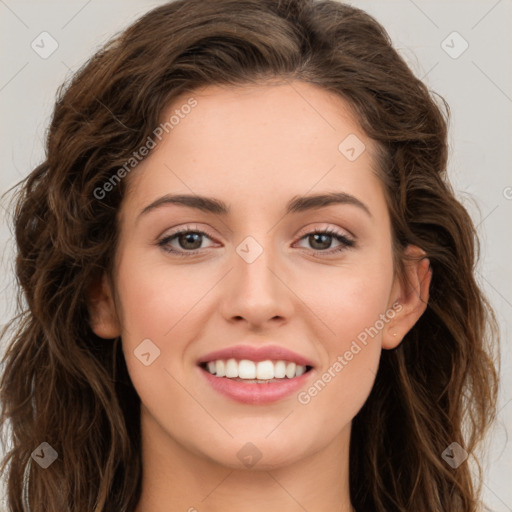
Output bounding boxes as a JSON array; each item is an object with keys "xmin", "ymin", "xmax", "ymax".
[{"xmin": 0, "ymin": 0, "xmax": 499, "ymax": 510}]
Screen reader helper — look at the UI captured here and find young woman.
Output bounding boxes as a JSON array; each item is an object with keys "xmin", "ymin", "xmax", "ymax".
[{"xmin": 0, "ymin": 0, "xmax": 499, "ymax": 510}]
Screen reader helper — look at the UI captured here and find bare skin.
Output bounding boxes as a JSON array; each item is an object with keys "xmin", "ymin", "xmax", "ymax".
[{"xmin": 88, "ymin": 81, "xmax": 431, "ymax": 512}]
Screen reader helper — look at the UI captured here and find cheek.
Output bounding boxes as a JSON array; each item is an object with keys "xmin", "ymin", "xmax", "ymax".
[
  {"xmin": 113, "ymin": 252, "xmax": 222, "ymax": 395},
  {"xmin": 114, "ymin": 252, "xmax": 211, "ymax": 342},
  {"xmin": 114, "ymin": 259, "xmax": 201, "ymax": 424},
  {"xmin": 300, "ymin": 254, "xmax": 393, "ymax": 417},
  {"xmin": 313, "ymin": 259, "xmax": 394, "ymax": 346},
  {"xmin": 297, "ymin": 279, "xmax": 386, "ymax": 431}
]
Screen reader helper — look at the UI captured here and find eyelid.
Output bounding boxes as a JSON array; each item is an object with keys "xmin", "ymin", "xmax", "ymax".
[
  {"xmin": 159, "ymin": 223, "xmax": 353, "ymax": 243},
  {"xmin": 158, "ymin": 224, "xmax": 219, "ymax": 249},
  {"xmin": 294, "ymin": 223, "xmax": 354, "ymax": 241},
  {"xmin": 157, "ymin": 223, "xmax": 356, "ymax": 256},
  {"xmin": 160, "ymin": 223, "xmax": 217, "ymax": 239},
  {"xmin": 292, "ymin": 226, "xmax": 356, "ymax": 254}
]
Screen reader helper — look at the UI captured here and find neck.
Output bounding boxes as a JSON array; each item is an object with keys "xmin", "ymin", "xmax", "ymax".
[{"xmin": 134, "ymin": 408, "xmax": 354, "ymax": 512}]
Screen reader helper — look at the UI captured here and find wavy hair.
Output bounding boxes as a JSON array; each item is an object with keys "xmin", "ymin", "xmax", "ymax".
[{"xmin": 0, "ymin": 0, "xmax": 499, "ymax": 510}]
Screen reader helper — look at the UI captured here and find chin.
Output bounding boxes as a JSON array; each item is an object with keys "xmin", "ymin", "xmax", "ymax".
[{"xmin": 197, "ymin": 433, "xmax": 316, "ymax": 471}]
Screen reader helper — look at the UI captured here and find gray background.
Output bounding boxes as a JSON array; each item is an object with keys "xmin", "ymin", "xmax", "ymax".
[{"xmin": 0, "ymin": 0, "xmax": 510, "ymax": 509}]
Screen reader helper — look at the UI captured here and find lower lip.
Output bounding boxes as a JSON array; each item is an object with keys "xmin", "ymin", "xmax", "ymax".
[{"xmin": 198, "ymin": 366, "xmax": 315, "ymax": 404}]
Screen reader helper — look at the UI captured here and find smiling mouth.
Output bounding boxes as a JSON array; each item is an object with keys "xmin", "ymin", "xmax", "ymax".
[{"xmin": 199, "ymin": 358, "xmax": 313, "ymax": 383}]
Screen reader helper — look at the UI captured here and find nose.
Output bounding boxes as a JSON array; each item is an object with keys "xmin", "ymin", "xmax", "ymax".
[{"xmin": 219, "ymin": 236, "xmax": 294, "ymax": 329}]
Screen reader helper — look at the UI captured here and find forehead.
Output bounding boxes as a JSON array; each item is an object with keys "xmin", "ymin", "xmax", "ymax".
[{"xmin": 122, "ymin": 81, "xmax": 387, "ymax": 221}]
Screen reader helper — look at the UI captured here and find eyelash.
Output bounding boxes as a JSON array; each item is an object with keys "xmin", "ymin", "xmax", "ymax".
[{"xmin": 157, "ymin": 225, "xmax": 355, "ymax": 258}]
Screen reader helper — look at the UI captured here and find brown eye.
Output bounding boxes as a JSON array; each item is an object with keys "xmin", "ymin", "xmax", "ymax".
[
  {"xmin": 296, "ymin": 228, "xmax": 355, "ymax": 255},
  {"xmin": 308, "ymin": 233, "xmax": 334, "ymax": 250},
  {"xmin": 176, "ymin": 232, "xmax": 203, "ymax": 250},
  {"xmin": 158, "ymin": 228, "xmax": 216, "ymax": 256}
]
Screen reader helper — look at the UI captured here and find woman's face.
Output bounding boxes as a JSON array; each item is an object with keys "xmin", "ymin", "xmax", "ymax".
[{"xmin": 91, "ymin": 81, "xmax": 429, "ymax": 470}]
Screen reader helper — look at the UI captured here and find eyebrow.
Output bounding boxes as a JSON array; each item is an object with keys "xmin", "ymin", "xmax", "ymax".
[{"xmin": 138, "ymin": 191, "xmax": 372, "ymax": 220}]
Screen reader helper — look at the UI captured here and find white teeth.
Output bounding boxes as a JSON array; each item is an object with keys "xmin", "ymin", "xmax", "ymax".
[
  {"xmin": 256, "ymin": 360, "xmax": 274, "ymax": 380},
  {"xmin": 238, "ymin": 359, "xmax": 256, "ymax": 379},
  {"xmin": 285, "ymin": 362, "xmax": 296, "ymax": 378},
  {"xmin": 225, "ymin": 358, "xmax": 238, "ymax": 378},
  {"xmin": 274, "ymin": 360, "xmax": 286, "ymax": 378},
  {"xmin": 216, "ymin": 360, "xmax": 226, "ymax": 377},
  {"xmin": 202, "ymin": 358, "xmax": 309, "ymax": 380}
]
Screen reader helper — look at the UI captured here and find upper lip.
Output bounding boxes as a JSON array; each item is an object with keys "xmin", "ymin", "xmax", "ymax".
[{"xmin": 197, "ymin": 344, "xmax": 315, "ymax": 367}]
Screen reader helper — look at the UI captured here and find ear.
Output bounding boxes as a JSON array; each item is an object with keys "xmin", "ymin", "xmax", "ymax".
[
  {"xmin": 86, "ymin": 273, "xmax": 121, "ymax": 339},
  {"xmin": 382, "ymin": 245, "xmax": 432, "ymax": 350}
]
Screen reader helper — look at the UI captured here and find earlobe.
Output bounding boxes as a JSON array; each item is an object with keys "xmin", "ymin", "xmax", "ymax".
[
  {"xmin": 382, "ymin": 246, "xmax": 432, "ymax": 350},
  {"xmin": 86, "ymin": 273, "xmax": 121, "ymax": 339}
]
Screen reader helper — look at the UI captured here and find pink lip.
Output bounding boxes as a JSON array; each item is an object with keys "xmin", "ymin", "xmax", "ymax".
[
  {"xmin": 197, "ymin": 365, "xmax": 316, "ymax": 404},
  {"xmin": 197, "ymin": 344, "xmax": 315, "ymax": 367}
]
